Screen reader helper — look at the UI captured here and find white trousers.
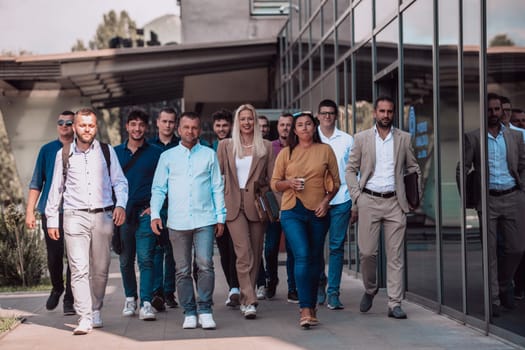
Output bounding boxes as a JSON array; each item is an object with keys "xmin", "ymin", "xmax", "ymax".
[{"xmin": 63, "ymin": 209, "xmax": 113, "ymax": 322}]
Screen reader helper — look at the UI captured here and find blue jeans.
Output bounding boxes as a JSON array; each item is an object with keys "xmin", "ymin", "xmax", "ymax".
[
  {"xmin": 169, "ymin": 225, "xmax": 215, "ymax": 315},
  {"xmin": 325, "ymin": 200, "xmax": 352, "ymax": 296},
  {"xmin": 281, "ymin": 200, "xmax": 330, "ymax": 308},
  {"xmin": 264, "ymin": 221, "xmax": 296, "ymax": 291},
  {"xmin": 119, "ymin": 214, "xmax": 157, "ymax": 306}
]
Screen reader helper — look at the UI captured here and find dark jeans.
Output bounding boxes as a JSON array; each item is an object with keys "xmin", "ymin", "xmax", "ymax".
[
  {"xmin": 42, "ymin": 215, "xmax": 73, "ymax": 304},
  {"xmin": 264, "ymin": 221, "xmax": 296, "ymax": 291},
  {"xmin": 281, "ymin": 200, "xmax": 330, "ymax": 308},
  {"xmin": 215, "ymin": 224, "xmax": 239, "ymax": 289}
]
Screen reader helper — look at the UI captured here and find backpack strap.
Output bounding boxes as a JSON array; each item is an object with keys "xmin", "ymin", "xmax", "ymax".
[
  {"xmin": 61, "ymin": 142, "xmax": 71, "ymax": 184},
  {"xmin": 100, "ymin": 142, "xmax": 111, "ymax": 176}
]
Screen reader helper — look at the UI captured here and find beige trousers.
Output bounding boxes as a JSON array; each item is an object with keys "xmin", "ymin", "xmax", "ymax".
[{"xmin": 357, "ymin": 193, "xmax": 406, "ymax": 309}]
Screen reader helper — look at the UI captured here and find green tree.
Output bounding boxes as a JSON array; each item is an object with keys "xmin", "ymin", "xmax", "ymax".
[
  {"xmin": 71, "ymin": 39, "xmax": 88, "ymax": 52},
  {"xmin": 489, "ymin": 34, "xmax": 515, "ymax": 47},
  {"xmin": 71, "ymin": 10, "xmax": 138, "ymax": 51}
]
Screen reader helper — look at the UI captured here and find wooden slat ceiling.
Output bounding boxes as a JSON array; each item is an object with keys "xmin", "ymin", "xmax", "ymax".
[{"xmin": 0, "ymin": 39, "xmax": 277, "ymax": 108}]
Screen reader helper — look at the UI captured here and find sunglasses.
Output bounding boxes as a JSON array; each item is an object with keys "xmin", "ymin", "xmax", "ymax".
[
  {"xmin": 57, "ymin": 119, "xmax": 73, "ymax": 126},
  {"xmin": 292, "ymin": 111, "xmax": 313, "ymax": 118}
]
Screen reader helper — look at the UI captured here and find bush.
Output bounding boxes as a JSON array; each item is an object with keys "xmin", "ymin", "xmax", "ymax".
[{"xmin": 0, "ymin": 203, "xmax": 46, "ymax": 287}]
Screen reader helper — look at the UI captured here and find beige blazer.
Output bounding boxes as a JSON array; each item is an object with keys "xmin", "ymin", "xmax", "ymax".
[
  {"xmin": 345, "ymin": 127, "xmax": 422, "ymax": 213},
  {"xmin": 217, "ymin": 139, "xmax": 275, "ymax": 222}
]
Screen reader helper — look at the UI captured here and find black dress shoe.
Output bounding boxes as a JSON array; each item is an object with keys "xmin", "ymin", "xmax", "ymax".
[
  {"xmin": 151, "ymin": 294, "xmax": 166, "ymax": 312},
  {"xmin": 63, "ymin": 302, "xmax": 76, "ymax": 316},
  {"xmin": 266, "ymin": 279, "xmax": 279, "ymax": 299},
  {"xmin": 359, "ymin": 293, "xmax": 374, "ymax": 313},
  {"xmin": 165, "ymin": 293, "xmax": 178, "ymax": 308},
  {"xmin": 499, "ymin": 290, "xmax": 516, "ymax": 310},
  {"xmin": 46, "ymin": 289, "xmax": 63, "ymax": 310},
  {"xmin": 388, "ymin": 306, "xmax": 407, "ymax": 319},
  {"xmin": 491, "ymin": 304, "xmax": 501, "ymax": 317}
]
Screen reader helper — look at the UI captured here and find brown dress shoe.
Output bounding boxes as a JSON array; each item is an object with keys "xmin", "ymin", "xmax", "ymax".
[{"xmin": 299, "ymin": 308, "xmax": 312, "ymax": 328}]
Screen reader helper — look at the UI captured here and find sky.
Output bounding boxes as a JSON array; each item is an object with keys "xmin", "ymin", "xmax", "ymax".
[{"xmin": 0, "ymin": 0, "xmax": 180, "ymax": 55}]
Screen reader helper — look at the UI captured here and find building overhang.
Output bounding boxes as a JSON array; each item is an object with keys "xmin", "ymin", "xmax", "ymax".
[{"xmin": 0, "ymin": 38, "xmax": 278, "ymax": 108}]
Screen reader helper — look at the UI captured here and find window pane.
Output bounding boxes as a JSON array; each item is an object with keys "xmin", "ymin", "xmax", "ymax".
[
  {"xmin": 376, "ymin": 18, "xmax": 398, "ymax": 72},
  {"xmin": 403, "ymin": 0, "xmax": 437, "ymax": 302},
  {"xmin": 354, "ymin": 0, "xmax": 372, "ymax": 45}
]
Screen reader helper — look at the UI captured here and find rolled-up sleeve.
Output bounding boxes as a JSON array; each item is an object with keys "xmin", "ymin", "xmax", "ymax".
[
  {"xmin": 109, "ymin": 146, "xmax": 128, "ymax": 209},
  {"xmin": 45, "ymin": 149, "xmax": 63, "ymax": 228}
]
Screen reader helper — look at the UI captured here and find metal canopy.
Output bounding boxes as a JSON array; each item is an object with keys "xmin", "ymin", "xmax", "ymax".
[{"xmin": 0, "ymin": 39, "xmax": 277, "ymax": 108}]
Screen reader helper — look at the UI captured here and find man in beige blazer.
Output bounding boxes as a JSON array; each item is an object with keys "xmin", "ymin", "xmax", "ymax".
[
  {"xmin": 462, "ymin": 93, "xmax": 525, "ymax": 316},
  {"xmin": 345, "ymin": 96, "xmax": 421, "ymax": 319}
]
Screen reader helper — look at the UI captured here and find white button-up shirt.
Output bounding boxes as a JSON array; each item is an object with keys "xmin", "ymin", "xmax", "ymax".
[
  {"xmin": 318, "ymin": 126, "xmax": 354, "ymax": 205},
  {"xmin": 365, "ymin": 126, "xmax": 396, "ymax": 193},
  {"xmin": 45, "ymin": 139, "xmax": 128, "ymax": 228}
]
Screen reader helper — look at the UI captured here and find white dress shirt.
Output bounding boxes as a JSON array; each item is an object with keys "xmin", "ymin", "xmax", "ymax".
[
  {"xmin": 318, "ymin": 126, "xmax": 354, "ymax": 205},
  {"xmin": 365, "ymin": 126, "xmax": 396, "ymax": 193},
  {"xmin": 46, "ymin": 139, "xmax": 128, "ymax": 228}
]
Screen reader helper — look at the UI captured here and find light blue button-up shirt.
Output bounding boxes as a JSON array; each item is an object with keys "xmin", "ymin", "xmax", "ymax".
[
  {"xmin": 150, "ymin": 143, "xmax": 226, "ymax": 230},
  {"xmin": 488, "ymin": 125, "xmax": 516, "ymax": 190}
]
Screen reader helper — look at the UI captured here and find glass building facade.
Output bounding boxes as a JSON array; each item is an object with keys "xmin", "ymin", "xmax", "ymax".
[{"xmin": 276, "ymin": 0, "xmax": 525, "ymax": 345}]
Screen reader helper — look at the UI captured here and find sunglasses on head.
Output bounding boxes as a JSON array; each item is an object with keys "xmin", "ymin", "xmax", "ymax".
[
  {"xmin": 292, "ymin": 111, "xmax": 313, "ymax": 118},
  {"xmin": 57, "ymin": 119, "xmax": 73, "ymax": 126}
]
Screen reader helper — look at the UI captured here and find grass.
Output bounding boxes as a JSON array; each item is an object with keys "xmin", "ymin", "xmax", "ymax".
[
  {"xmin": 0, "ymin": 317, "xmax": 19, "ymax": 333},
  {"xmin": 0, "ymin": 277, "xmax": 51, "ymax": 293}
]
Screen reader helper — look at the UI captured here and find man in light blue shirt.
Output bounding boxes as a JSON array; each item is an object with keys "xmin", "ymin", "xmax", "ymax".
[
  {"xmin": 316, "ymin": 99, "xmax": 354, "ymax": 309},
  {"xmin": 150, "ymin": 111, "xmax": 226, "ymax": 330}
]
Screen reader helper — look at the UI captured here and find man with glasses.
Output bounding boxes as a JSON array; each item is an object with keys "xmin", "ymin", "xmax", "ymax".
[
  {"xmin": 25, "ymin": 111, "xmax": 76, "ymax": 316},
  {"xmin": 316, "ymin": 99, "xmax": 354, "ymax": 309}
]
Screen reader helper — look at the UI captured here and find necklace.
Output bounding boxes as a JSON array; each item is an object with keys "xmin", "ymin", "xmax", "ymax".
[{"xmin": 242, "ymin": 144, "xmax": 254, "ymax": 148}]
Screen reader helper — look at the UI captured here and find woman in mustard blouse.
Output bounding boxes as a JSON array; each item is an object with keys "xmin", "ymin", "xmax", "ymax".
[{"xmin": 271, "ymin": 111, "xmax": 340, "ymax": 328}]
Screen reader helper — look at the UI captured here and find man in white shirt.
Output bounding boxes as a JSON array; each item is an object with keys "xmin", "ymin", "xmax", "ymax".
[
  {"xmin": 346, "ymin": 97, "xmax": 421, "ymax": 319},
  {"xmin": 150, "ymin": 112, "xmax": 226, "ymax": 330},
  {"xmin": 46, "ymin": 108, "xmax": 128, "ymax": 335},
  {"xmin": 316, "ymin": 99, "xmax": 354, "ymax": 310}
]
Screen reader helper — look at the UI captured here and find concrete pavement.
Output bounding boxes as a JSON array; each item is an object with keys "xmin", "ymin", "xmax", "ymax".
[{"xmin": 0, "ymin": 254, "xmax": 518, "ymax": 350}]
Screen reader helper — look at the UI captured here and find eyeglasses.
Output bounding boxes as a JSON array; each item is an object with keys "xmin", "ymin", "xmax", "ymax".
[
  {"xmin": 292, "ymin": 111, "xmax": 313, "ymax": 118},
  {"xmin": 318, "ymin": 111, "xmax": 337, "ymax": 116},
  {"xmin": 57, "ymin": 119, "xmax": 73, "ymax": 126}
]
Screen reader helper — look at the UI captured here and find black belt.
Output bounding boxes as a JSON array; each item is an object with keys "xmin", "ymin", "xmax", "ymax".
[
  {"xmin": 76, "ymin": 205, "xmax": 114, "ymax": 213},
  {"xmin": 362, "ymin": 188, "xmax": 396, "ymax": 198},
  {"xmin": 489, "ymin": 186, "xmax": 518, "ymax": 197}
]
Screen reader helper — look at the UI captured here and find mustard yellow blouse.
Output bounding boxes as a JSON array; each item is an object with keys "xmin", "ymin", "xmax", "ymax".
[{"xmin": 271, "ymin": 143, "xmax": 340, "ymax": 211}]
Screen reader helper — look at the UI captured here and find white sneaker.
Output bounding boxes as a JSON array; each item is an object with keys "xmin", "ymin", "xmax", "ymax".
[
  {"xmin": 139, "ymin": 301, "xmax": 156, "ymax": 321},
  {"xmin": 122, "ymin": 297, "xmax": 137, "ymax": 317},
  {"xmin": 256, "ymin": 286, "xmax": 266, "ymax": 300},
  {"xmin": 92, "ymin": 310, "xmax": 103, "ymax": 328},
  {"xmin": 73, "ymin": 318, "xmax": 92, "ymax": 335},
  {"xmin": 198, "ymin": 313, "xmax": 216, "ymax": 329},
  {"xmin": 226, "ymin": 288, "xmax": 240, "ymax": 307},
  {"xmin": 182, "ymin": 315, "xmax": 197, "ymax": 329},
  {"xmin": 244, "ymin": 304, "xmax": 257, "ymax": 319}
]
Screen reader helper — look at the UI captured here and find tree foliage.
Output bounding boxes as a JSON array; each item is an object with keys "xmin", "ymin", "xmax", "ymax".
[
  {"xmin": 71, "ymin": 10, "xmax": 138, "ymax": 51},
  {"xmin": 489, "ymin": 34, "xmax": 515, "ymax": 47}
]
